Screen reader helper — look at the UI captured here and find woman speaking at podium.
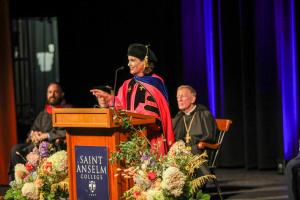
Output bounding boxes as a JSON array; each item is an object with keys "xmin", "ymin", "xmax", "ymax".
[{"xmin": 90, "ymin": 43, "xmax": 174, "ymax": 154}]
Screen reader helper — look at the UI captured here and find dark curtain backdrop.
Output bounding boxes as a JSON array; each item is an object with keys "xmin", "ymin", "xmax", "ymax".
[
  {"xmin": 181, "ymin": 0, "xmax": 299, "ymax": 169},
  {"xmin": 10, "ymin": 0, "xmax": 183, "ymax": 116},
  {"xmin": 0, "ymin": 0, "xmax": 18, "ymax": 184},
  {"xmin": 221, "ymin": 0, "xmax": 299, "ymax": 168},
  {"xmin": 56, "ymin": 1, "xmax": 183, "ymax": 115},
  {"xmin": 9, "ymin": 0, "xmax": 300, "ymax": 170}
]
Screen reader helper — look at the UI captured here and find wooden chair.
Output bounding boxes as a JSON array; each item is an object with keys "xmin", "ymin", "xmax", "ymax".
[{"xmin": 198, "ymin": 118, "xmax": 232, "ymax": 200}]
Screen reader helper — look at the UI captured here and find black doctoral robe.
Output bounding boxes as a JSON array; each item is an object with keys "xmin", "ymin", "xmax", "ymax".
[{"xmin": 172, "ymin": 104, "xmax": 217, "ymax": 155}]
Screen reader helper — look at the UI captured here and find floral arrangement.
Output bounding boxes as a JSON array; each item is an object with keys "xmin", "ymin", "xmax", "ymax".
[
  {"xmin": 5, "ymin": 141, "xmax": 69, "ymax": 200},
  {"xmin": 111, "ymin": 111, "xmax": 216, "ymax": 200},
  {"xmin": 5, "ymin": 110, "xmax": 214, "ymax": 200}
]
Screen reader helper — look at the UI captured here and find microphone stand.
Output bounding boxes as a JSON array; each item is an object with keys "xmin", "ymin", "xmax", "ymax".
[{"xmin": 112, "ymin": 66, "xmax": 124, "ymax": 108}]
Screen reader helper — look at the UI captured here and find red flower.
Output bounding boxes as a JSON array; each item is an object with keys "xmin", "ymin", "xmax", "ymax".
[
  {"xmin": 43, "ymin": 161, "xmax": 52, "ymax": 172},
  {"xmin": 133, "ymin": 191, "xmax": 141, "ymax": 198},
  {"xmin": 147, "ymin": 171, "xmax": 157, "ymax": 180},
  {"xmin": 25, "ymin": 163, "xmax": 34, "ymax": 171}
]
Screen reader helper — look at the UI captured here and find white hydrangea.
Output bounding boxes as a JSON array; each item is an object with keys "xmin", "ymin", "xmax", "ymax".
[
  {"xmin": 161, "ymin": 166, "xmax": 186, "ymax": 197},
  {"xmin": 21, "ymin": 182, "xmax": 38, "ymax": 200},
  {"xmin": 168, "ymin": 140, "xmax": 192, "ymax": 158},
  {"xmin": 47, "ymin": 150, "xmax": 68, "ymax": 173}
]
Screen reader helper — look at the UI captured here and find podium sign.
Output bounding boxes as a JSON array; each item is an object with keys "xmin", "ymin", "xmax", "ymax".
[
  {"xmin": 75, "ymin": 146, "xmax": 109, "ymax": 200},
  {"xmin": 52, "ymin": 108, "xmax": 155, "ymax": 200}
]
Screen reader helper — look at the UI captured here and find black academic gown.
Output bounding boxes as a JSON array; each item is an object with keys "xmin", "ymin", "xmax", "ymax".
[
  {"xmin": 8, "ymin": 109, "xmax": 66, "ymax": 181},
  {"xmin": 172, "ymin": 104, "xmax": 217, "ymax": 155}
]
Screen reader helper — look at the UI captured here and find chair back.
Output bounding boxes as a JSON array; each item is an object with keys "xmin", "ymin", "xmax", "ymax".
[{"xmin": 210, "ymin": 119, "xmax": 232, "ymax": 167}]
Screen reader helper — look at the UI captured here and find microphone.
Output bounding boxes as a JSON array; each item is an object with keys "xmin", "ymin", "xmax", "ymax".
[{"xmin": 112, "ymin": 66, "xmax": 125, "ymax": 108}]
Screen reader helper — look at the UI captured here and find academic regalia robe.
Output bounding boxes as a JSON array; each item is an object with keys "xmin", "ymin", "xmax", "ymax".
[{"xmin": 113, "ymin": 73, "xmax": 174, "ymax": 154}]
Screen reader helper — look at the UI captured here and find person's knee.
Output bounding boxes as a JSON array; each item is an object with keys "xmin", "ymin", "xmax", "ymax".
[
  {"xmin": 10, "ymin": 144, "xmax": 20, "ymax": 157},
  {"xmin": 10, "ymin": 143, "xmax": 27, "ymax": 159},
  {"xmin": 286, "ymin": 159, "xmax": 298, "ymax": 172}
]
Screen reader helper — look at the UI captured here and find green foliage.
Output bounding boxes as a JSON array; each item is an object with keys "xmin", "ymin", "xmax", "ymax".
[
  {"xmin": 4, "ymin": 188, "xmax": 27, "ymax": 200},
  {"xmin": 39, "ymin": 177, "xmax": 51, "ymax": 199},
  {"xmin": 186, "ymin": 152, "xmax": 208, "ymax": 176},
  {"xmin": 190, "ymin": 175, "xmax": 216, "ymax": 194},
  {"xmin": 43, "ymin": 185, "xmax": 69, "ymax": 200},
  {"xmin": 111, "ymin": 110, "xmax": 152, "ymax": 167},
  {"xmin": 110, "ymin": 131, "xmax": 149, "ymax": 166},
  {"xmin": 113, "ymin": 109, "xmax": 132, "ymax": 130},
  {"xmin": 196, "ymin": 190, "xmax": 211, "ymax": 200}
]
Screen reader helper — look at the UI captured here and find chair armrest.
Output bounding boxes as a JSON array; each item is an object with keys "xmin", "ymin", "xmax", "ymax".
[{"xmin": 197, "ymin": 141, "xmax": 221, "ymax": 150}]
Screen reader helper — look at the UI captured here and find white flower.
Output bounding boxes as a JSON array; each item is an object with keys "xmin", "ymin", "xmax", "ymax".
[
  {"xmin": 168, "ymin": 140, "xmax": 192, "ymax": 158},
  {"xmin": 134, "ymin": 170, "xmax": 152, "ymax": 190},
  {"xmin": 47, "ymin": 150, "xmax": 68, "ymax": 173},
  {"xmin": 14, "ymin": 163, "xmax": 28, "ymax": 184},
  {"xmin": 161, "ymin": 166, "xmax": 186, "ymax": 197},
  {"xmin": 141, "ymin": 159, "xmax": 150, "ymax": 170},
  {"xmin": 21, "ymin": 182, "xmax": 39, "ymax": 200}
]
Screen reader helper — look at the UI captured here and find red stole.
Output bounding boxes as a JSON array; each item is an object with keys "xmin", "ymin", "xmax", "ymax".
[{"xmin": 45, "ymin": 104, "xmax": 62, "ymax": 114}]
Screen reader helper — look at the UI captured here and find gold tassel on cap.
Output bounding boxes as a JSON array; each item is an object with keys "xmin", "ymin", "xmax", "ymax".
[{"xmin": 144, "ymin": 44, "xmax": 150, "ymax": 68}]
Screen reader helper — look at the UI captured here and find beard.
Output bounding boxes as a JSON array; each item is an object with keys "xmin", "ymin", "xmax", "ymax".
[{"xmin": 47, "ymin": 97, "xmax": 63, "ymax": 106}]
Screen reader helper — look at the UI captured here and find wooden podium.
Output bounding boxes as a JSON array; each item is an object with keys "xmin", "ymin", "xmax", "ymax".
[{"xmin": 52, "ymin": 108, "xmax": 155, "ymax": 200}]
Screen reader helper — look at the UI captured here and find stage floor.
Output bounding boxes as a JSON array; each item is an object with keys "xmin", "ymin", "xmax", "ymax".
[{"xmin": 209, "ymin": 168, "xmax": 288, "ymax": 199}]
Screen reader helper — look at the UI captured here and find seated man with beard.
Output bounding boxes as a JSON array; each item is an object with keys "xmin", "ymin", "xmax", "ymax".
[{"xmin": 8, "ymin": 82, "xmax": 70, "ymax": 181}]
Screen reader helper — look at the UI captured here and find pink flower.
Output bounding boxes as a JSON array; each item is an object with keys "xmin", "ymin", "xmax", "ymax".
[
  {"xmin": 147, "ymin": 171, "xmax": 157, "ymax": 180},
  {"xmin": 26, "ymin": 152, "xmax": 40, "ymax": 167},
  {"xmin": 34, "ymin": 178, "xmax": 43, "ymax": 189}
]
